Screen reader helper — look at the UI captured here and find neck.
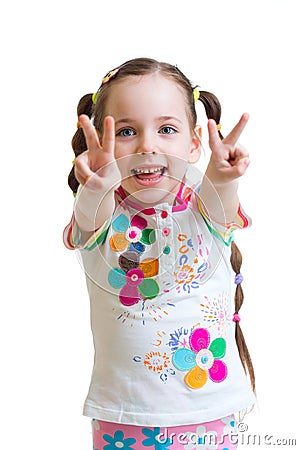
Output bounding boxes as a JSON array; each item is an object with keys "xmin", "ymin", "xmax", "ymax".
[{"xmin": 118, "ymin": 181, "xmax": 185, "ymax": 209}]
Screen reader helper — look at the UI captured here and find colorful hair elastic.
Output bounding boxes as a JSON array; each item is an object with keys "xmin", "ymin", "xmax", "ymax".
[
  {"xmin": 234, "ymin": 273, "xmax": 243, "ymax": 285},
  {"xmin": 193, "ymin": 88, "xmax": 200, "ymax": 102},
  {"xmin": 92, "ymin": 66, "xmax": 123, "ymax": 104},
  {"xmin": 232, "ymin": 312, "xmax": 241, "ymax": 323},
  {"xmin": 92, "ymin": 92, "xmax": 98, "ymax": 105}
]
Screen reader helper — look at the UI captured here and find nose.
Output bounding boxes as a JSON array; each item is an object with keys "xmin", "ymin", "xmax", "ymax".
[
  {"xmin": 136, "ymin": 132, "xmax": 157, "ymax": 155},
  {"xmin": 139, "ymin": 151, "xmax": 156, "ymax": 156}
]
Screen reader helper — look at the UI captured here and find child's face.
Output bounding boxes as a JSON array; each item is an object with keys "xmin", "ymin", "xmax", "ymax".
[{"xmin": 104, "ymin": 73, "xmax": 201, "ymax": 205}]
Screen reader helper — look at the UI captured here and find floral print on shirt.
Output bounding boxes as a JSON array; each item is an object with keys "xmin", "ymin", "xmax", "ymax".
[
  {"xmin": 108, "ymin": 214, "xmax": 160, "ymax": 306},
  {"xmin": 172, "ymin": 327, "xmax": 227, "ymax": 389}
]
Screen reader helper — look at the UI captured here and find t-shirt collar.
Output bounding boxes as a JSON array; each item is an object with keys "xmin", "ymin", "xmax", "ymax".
[{"xmin": 116, "ymin": 181, "xmax": 188, "ymax": 215}]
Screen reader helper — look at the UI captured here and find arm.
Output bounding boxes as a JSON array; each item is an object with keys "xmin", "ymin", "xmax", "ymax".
[
  {"xmin": 73, "ymin": 115, "xmax": 121, "ymax": 238},
  {"xmin": 200, "ymin": 113, "xmax": 250, "ymax": 223}
]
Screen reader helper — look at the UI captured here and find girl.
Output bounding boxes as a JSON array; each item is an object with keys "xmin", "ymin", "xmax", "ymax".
[{"xmin": 64, "ymin": 58, "xmax": 255, "ymax": 449}]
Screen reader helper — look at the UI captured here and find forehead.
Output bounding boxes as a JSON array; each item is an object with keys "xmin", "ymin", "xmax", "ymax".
[{"xmin": 106, "ymin": 72, "xmax": 189, "ymax": 119}]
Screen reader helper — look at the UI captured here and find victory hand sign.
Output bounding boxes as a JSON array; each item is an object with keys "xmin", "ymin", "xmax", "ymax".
[
  {"xmin": 206, "ymin": 113, "xmax": 250, "ymax": 185},
  {"xmin": 74, "ymin": 115, "xmax": 121, "ymax": 232},
  {"xmin": 201, "ymin": 113, "xmax": 250, "ymax": 223},
  {"xmin": 74, "ymin": 115, "xmax": 121, "ymax": 191}
]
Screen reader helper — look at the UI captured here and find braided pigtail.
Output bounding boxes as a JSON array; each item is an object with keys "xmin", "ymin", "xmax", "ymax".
[
  {"xmin": 68, "ymin": 93, "xmax": 94, "ymax": 194},
  {"xmin": 230, "ymin": 241, "xmax": 255, "ymax": 393},
  {"xmin": 194, "ymin": 87, "xmax": 255, "ymax": 392}
]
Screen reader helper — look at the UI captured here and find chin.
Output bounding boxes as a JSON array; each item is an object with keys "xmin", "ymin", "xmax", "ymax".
[
  {"xmin": 123, "ymin": 182, "xmax": 174, "ymax": 207},
  {"xmin": 133, "ymin": 188, "xmax": 170, "ymax": 205}
]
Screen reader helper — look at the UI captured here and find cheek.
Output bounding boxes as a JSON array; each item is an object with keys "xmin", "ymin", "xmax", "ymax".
[
  {"xmin": 116, "ymin": 158, "xmax": 129, "ymax": 179},
  {"xmin": 115, "ymin": 152, "xmax": 138, "ymax": 179},
  {"xmin": 168, "ymin": 154, "xmax": 189, "ymax": 170}
]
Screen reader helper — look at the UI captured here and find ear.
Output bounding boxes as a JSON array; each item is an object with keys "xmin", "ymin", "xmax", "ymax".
[{"xmin": 188, "ymin": 125, "xmax": 202, "ymax": 164}]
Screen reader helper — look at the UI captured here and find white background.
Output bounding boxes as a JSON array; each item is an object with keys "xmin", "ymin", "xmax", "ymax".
[{"xmin": 1, "ymin": 0, "xmax": 299, "ymax": 448}]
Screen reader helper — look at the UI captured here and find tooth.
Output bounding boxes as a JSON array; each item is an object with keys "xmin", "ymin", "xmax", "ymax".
[{"xmin": 132, "ymin": 166, "xmax": 164, "ymax": 174}]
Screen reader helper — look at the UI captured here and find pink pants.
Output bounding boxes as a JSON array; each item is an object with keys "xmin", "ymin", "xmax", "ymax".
[{"xmin": 92, "ymin": 415, "xmax": 238, "ymax": 449}]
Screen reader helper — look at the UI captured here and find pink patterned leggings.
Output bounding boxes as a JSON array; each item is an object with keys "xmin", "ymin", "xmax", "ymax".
[{"xmin": 92, "ymin": 415, "xmax": 238, "ymax": 449}]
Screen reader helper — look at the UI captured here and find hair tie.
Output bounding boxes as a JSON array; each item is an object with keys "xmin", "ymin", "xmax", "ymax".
[
  {"xmin": 92, "ymin": 92, "xmax": 98, "ymax": 105},
  {"xmin": 193, "ymin": 88, "xmax": 200, "ymax": 103},
  {"xmin": 234, "ymin": 273, "xmax": 243, "ymax": 285},
  {"xmin": 233, "ymin": 312, "xmax": 241, "ymax": 323},
  {"xmin": 77, "ymin": 121, "xmax": 82, "ymax": 129},
  {"xmin": 216, "ymin": 124, "xmax": 222, "ymax": 131}
]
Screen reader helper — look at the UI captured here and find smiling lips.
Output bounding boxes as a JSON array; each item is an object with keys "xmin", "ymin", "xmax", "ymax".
[{"xmin": 131, "ymin": 166, "xmax": 166, "ymax": 185}]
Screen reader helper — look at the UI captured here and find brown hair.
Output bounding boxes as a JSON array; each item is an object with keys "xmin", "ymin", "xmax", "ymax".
[
  {"xmin": 68, "ymin": 57, "xmax": 222, "ymax": 194},
  {"xmin": 68, "ymin": 57, "xmax": 255, "ymax": 391},
  {"xmin": 231, "ymin": 241, "xmax": 256, "ymax": 392}
]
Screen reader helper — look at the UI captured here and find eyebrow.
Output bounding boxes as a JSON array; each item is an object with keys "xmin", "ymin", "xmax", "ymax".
[
  {"xmin": 158, "ymin": 116, "xmax": 182, "ymax": 124},
  {"xmin": 115, "ymin": 116, "xmax": 183, "ymax": 126}
]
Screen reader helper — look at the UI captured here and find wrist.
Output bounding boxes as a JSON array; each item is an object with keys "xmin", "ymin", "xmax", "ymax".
[
  {"xmin": 74, "ymin": 185, "xmax": 115, "ymax": 231},
  {"xmin": 205, "ymin": 162, "xmax": 238, "ymax": 187}
]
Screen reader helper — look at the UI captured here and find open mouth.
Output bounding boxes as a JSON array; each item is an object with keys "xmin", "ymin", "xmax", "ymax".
[{"xmin": 131, "ymin": 166, "xmax": 166, "ymax": 185}]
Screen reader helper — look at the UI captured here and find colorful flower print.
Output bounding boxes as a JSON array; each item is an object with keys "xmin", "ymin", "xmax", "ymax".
[
  {"xmin": 174, "ymin": 264, "xmax": 194, "ymax": 285},
  {"xmin": 133, "ymin": 351, "xmax": 175, "ymax": 384},
  {"xmin": 221, "ymin": 415, "xmax": 236, "ymax": 434},
  {"xmin": 143, "ymin": 351, "xmax": 171, "ymax": 374},
  {"xmin": 109, "ymin": 265, "xmax": 160, "ymax": 306},
  {"xmin": 174, "ymin": 252, "xmax": 210, "ymax": 295},
  {"xmin": 183, "ymin": 424, "xmax": 218, "ymax": 450},
  {"xmin": 110, "ymin": 213, "xmax": 156, "ymax": 253},
  {"xmin": 103, "ymin": 430, "xmax": 136, "ymax": 449},
  {"xmin": 142, "ymin": 427, "xmax": 172, "ymax": 449},
  {"xmin": 200, "ymin": 293, "xmax": 231, "ymax": 337},
  {"xmin": 172, "ymin": 328, "xmax": 227, "ymax": 389},
  {"xmin": 166, "ymin": 327, "xmax": 191, "ymax": 353}
]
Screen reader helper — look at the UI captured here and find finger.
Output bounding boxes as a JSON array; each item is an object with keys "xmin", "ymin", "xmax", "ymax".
[
  {"xmin": 74, "ymin": 152, "xmax": 94, "ymax": 184},
  {"xmin": 100, "ymin": 116, "xmax": 115, "ymax": 155},
  {"xmin": 74, "ymin": 160, "xmax": 104, "ymax": 191},
  {"xmin": 223, "ymin": 113, "xmax": 249, "ymax": 146},
  {"xmin": 79, "ymin": 114, "xmax": 101, "ymax": 153},
  {"xmin": 230, "ymin": 156, "xmax": 250, "ymax": 177},
  {"xmin": 207, "ymin": 119, "xmax": 224, "ymax": 159},
  {"xmin": 229, "ymin": 143, "xmax": 249, "ymax": 161}
]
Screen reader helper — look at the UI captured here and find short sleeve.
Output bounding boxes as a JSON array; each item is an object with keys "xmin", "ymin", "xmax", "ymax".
[
  {"xmin": 193, "ymin": 184, "xmax": 251, "ymax": 247},
  {"xmin": 63, "ymin": 213, "xmax": 111, "ymax": 251}
]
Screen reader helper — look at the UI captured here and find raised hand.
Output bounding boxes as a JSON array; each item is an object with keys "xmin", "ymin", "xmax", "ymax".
[
  {"xmin": 206, "ymin": 113, "xmax": 250, "ymax": 185},
  {"xmin": 74, "ymin": 114, "xmax": 121, "ymax": 191}
]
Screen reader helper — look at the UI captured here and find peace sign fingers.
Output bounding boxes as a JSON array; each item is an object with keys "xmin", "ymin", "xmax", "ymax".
[
  {"xmin": 77, "ymin": 114, "xmax": 116, "ymax": 169},
  {"xmin": 207, "ymin": 113, "xmax": 250, "ymax": 183},
  {"xmin": 79, "ymin": 114, "xmax": 101, "ymax": 153},
  {"xmin": 100, "ymin": 116, "xmax": 116, "ymax": 157},
  {"xmin": 222, "ymin": 113, "xmax": 249, "ymax": 147},
  {"xmin": 74, "ymin": 115, "xmax": 120, "ymax": 191}
]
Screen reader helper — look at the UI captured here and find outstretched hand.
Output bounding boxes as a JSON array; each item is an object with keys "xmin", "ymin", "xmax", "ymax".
[
  {"xmin": 207, "ymin": 113, "xmax": 250, "ymax": 184},
  {"xmin": 74, "ymin": 115, "xmax": 121, "ymax": 191}
]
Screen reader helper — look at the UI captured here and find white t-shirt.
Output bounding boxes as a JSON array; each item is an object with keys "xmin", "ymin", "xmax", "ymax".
[{"xmin": 64, "ymin": 182, "xmax": 255, "ymax": 427}]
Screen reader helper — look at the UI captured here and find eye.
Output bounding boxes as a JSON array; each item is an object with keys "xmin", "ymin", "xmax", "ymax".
[
  {"xmin": 159, "ymin": 126, "xmax": 176, "ymax": 135},
  {"xmin": 117, "ymin": 128, "xmax": 135, "ymax": 137}
]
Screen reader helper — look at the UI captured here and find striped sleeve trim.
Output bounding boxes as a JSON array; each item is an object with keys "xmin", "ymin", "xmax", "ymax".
[
  {"xmin": 63, "ymin": 214, "xmax": 110, "ymax": 250},
  {"xmin": 197, "ymin": 199, "xmax": 251, "ymax": 246}
]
